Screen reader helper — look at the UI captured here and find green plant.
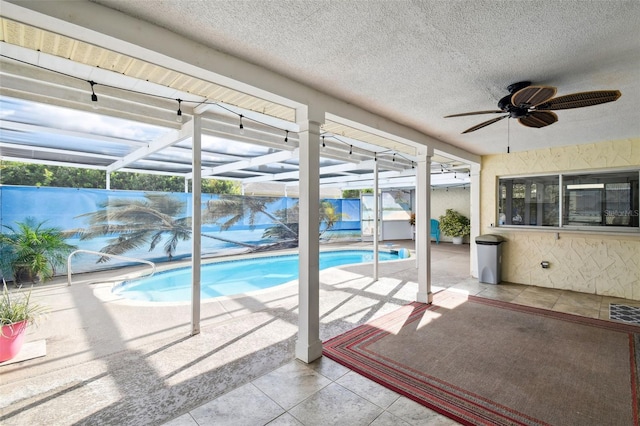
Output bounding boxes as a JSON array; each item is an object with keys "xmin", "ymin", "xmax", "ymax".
[
  {"xmin": 438, "ymin": 209, "xmax": 470, "ymax": 237},
  {"xmin": 1, "ymin": 282, "xmax": 45, "ymax": 327},
  {"xmin": 409, "ymin": 213, "xmax": 415, "ymax": 226},
  {"xmin": 0, "ymin": 218, "xmax": 77, "ymax": 283}
]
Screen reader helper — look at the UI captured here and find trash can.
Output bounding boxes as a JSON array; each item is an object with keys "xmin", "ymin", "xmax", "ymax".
[{"xmin": 475, "ymin": 234, "xmax": 505, "ymax": 284}]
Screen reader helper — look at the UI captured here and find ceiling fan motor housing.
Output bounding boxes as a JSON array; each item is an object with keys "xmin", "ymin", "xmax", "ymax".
[{"xmin": 498, "ymin": 94, "xmax": 529, "ymax": 118}]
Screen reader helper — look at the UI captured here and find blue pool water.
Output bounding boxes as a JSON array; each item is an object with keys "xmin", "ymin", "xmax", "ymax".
[{"xmin": 113, "ymin": 250, "xmax": 406, "ymax": 302}]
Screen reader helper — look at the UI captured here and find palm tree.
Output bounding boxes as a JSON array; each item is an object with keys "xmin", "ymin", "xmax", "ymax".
[
  {"xmin": 75, "ymin": 193, "xmax": 257, "ymax": 263},
  {"xmin": 259, "ymin": 199, "xmax": 341, "ymax": 243},
  {"xmin": 0, "ymin": 218, "xmax": 77, "ymax": 283},
  {"xmin": 205, "ymin": 195, "xmax": 298, "ymax": 239}
]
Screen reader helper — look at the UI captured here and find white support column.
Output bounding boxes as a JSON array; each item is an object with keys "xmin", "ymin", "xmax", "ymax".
[
  {"xmin": 295, "ymin": 105, "xmax": 324, "ymax": 363},
  {"xmin": 190, "ymin": 116, "xmax": 201, "ymax": 336},
  {"xmin": 416, "ymin": 147, "xmax": 434, "ymax": 304},
  {"xmin": 470, "ymin": 163, "xmax": 481, "ymax": 278},
  {"xmin": 184, "ymin": 176, "xmax": 189, "ymax": 193},
  {"xmin": 373, "ymin": 158, "xmax": 379, "ymax": 281},
  {"xmin": 106, "ymin": 172, "xmax": 110, "ymax": 190}
]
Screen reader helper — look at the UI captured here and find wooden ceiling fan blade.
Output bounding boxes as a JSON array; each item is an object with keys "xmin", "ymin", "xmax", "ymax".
[
  {"xmin": 536, "ymin": 90, "xmax": 622, "ymax": 110},
  {"xmin": 518, "ymin": 111, "xmax": 558, "ymax": 128},
  {"xmin": 444, "ymin": 110, "xmax": 503, "ymax": 118},
  {"xmin": 511, "ymin": 85, "xmax": 557, "ymax": 108},
  {"xmin": 462, "ymin": 115, "xmax": 507, "ymax": 133}
]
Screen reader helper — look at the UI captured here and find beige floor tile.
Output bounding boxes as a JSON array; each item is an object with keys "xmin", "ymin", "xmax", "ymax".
[
  {"xmin": 252, "ymin": 360, "xmax": 332, "ymax": 410},
  {"xmin": 288, "ymin": 382, "xmax": 384, "ymax": 425},
  {"xmin": 337, "ymin": 371, "xmax": 400, "ymax": 409},
  {"xmin": 476, "ymin": 283, "xmax": 526, "ymax": 302},
  {"xmin": 189, "ymin": 383, "xmax": 284, "ymax": 426},
  {"xmin": 266, "ymin": 412, "xmax": 305, "ymax": 425},
  {"xmin": 307, "ymin": 355, "xmax": 351, "ymax": 381},
  {"xmin": 386, "ymin": 396, "xmax": 460, "ymax": 425},
  {"xmin": 370, "ymin": 410, "xmax": 412, "ymax": 426},
  {"xmin": 551, "ymin": 302, "xmax": 601, "ymax": 319},
  {"xmin": 511, "ymin": 286, "xmax": 562, "ymax": 310}
]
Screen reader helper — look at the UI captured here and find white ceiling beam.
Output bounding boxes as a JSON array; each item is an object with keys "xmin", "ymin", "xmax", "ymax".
[
  {"xmin": 0, "ymin": 156, "xmax": 108, "ymax": 170},
  {"xmin": 106, "ymin": 124, "xmax": 193, "ymax": 172},
  {"xmin": 186, "ymin": 148, "xmax": 299, "ymax": 179},
  {"xmin": 0, "ymin": 120, "xmax": 146, "ymax": 147},
  {"xmin": 0, "ymin": 142, "xmax": 119, "ymax": 161}
]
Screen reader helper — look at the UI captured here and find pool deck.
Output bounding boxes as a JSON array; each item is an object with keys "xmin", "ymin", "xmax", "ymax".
[{"xmin": 1, "ymin": 241, "xmax": 637, "ymax": 425}]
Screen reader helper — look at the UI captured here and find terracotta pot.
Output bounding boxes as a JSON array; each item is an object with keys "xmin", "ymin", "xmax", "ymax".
[{"xmin": 0, "ymin": 320, "xmax": 28, "ymax": 362}]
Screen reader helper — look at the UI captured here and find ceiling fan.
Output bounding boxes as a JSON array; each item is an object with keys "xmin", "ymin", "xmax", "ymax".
[{"xmin": 445, "ymin": 81, "xmax": 621, "ymax": 134}]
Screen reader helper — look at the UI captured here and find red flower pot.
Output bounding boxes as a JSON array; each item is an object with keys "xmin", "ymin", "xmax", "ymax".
[{"xmin": 0, "ymin": 320, "xmax": 28, "ymax": 362}]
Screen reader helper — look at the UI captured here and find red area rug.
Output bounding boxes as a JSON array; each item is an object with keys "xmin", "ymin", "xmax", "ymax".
[{"xmin": 323, "ymin": 291, "xmax": 639, "ymax": 426}]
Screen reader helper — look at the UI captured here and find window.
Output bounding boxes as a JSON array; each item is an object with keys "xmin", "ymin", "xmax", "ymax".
[
  {"xmin": 499, "ymin": 176, "xmax": 559, "ymax": 226},
  {"xmin": 563, "ymin": 172, "xmax": 639, "ymax": 228},
  {"xmin": 498, "ymin": 170, "xmax": 638, "ymax": 230}
]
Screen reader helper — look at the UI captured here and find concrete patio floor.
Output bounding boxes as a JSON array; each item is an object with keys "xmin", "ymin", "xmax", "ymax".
[{"xmin": 1, "ymin": 241, "xmax": 637, "ymax": 425}]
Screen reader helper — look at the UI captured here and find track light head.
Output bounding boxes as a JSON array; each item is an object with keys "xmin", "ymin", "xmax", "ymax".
[
  {"xmin": 176, "ymin": 99, "xmax": 183, "ymax": 123},
  {"xmin": 88, "ymin": 80, "xmax": 98, "ymax": 109},
  {"xmin": 239, "ymin": 114, "xmax": 244, "ymax": 134}
]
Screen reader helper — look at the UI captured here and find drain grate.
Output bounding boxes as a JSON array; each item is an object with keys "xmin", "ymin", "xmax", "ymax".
[{"xmin": 609, "ymin": 304, "xmax": 640, "ymax": 325}]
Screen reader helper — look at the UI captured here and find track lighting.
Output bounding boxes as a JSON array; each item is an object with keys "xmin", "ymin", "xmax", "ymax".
[
  {"xmin": 374, "ymin": 152, "xmax": 377, "ymax": 162},
  {"xmin": 284, "ymin": 130, "xmax": 288, "ymax": 143},
  {"xmin": 392, "ymin": 153, "xmax": 396, "ymax": 162},
  {"xmin": 176, "ymin": 99, "xmax": 183, "ymax": 123},
  {"xmin": 239, "ymin": 114, "xmax": 244, "ymax": 134},
  {"xmin": 88, "ymin": 80, "xmax": 98, "ymax": 109},
  {"xmin": 321, "ymin": 136, "xmax": 326, "ymax": 151},
  {"xmin": 349, "ymin": 145, "xmax": 353, "ymax": 156}
]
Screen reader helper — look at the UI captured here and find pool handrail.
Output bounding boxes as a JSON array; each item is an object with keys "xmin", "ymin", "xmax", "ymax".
[{"xmin": 67, "ymin": 249, "xmax": 156, "ymax": 286}]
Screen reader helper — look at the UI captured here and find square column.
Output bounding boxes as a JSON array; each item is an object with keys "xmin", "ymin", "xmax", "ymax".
[
  {"xmin": 416, "ymin": 147, "xmax": 434, "ymax": 304},
  {"xmin": 470, "ymin": 163, "xmax": 481, "ymax": 278},
  {"xmin": 295, "ymin": 106, "xmax": 324, "ymax": 363},
  {"xmin": 190, "ymin": 115, "xmax": 202, "ymax": 335}
]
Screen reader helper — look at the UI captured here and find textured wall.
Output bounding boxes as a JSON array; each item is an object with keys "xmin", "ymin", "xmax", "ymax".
[
  {"xmin": 481, "ymin": 139, "xmax": 640, "ymax": 300},
  {"xmin": 431, "ymin": 187, "xmax": 471, "ymax": 243}
]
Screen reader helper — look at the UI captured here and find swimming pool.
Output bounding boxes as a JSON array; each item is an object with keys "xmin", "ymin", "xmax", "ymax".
[{"xmin": 113, "ymin": 249, "xmax": 407, "ymax": 302}]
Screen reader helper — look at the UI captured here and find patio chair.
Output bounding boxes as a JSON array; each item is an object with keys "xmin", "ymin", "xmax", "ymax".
[{"xmin": 430, "ymin": 219, "xmax": 441, "ymax": 244}]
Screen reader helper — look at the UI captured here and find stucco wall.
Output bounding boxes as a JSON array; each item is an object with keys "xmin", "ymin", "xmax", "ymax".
[
  {"xmin": 480, "ymin": 139, "xmax": 640, "ymax": 300},
  {"xmin": 431, "ymin": 187, "xmax": 471, "ymax": 243}
]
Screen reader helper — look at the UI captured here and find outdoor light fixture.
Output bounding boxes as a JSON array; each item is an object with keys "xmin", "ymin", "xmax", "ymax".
[
  {"xmin": 284, "ymin": 130, "xmax": 288, "ymax": 143},
  {"xmin": 392, "ymin": 153, "xmax": 396, "ymax": 162},
  {"xmin": 374, "ymin": 152, "xmax": 377, "ymax": 162},
  {"xmin": 321, "ymin": 136, "xmax": 326, "ymax": 150},
  {"xmin": 176, "ymin": 99, "xmax": 183, "ymax": 123},
  {"xmin": 349, "ymin": 145, "xmax": 353, "ymax": 156},
  {"xmin": 239, "ymin": 115, "xmax": 244, "ymax": 134},
  {"xmin": 88, "ymin": 80, "xmax": 98, "ymax": 109}
]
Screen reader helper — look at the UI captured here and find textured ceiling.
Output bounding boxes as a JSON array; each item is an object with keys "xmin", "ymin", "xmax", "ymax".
[{"xmin": 91, "ymin": 0, "xmax": 640, "ymax": 155}]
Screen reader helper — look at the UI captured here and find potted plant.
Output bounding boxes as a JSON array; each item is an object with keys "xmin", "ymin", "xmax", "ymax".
[
  {"xmin": 438, "ymin": 209, "xmax": 470, "ymax": 244},
  {"xmin": 0, "ymin": 218, "xmax": 77, "ymax": 284},
  {"xmin": 0, "ymin": 282, "xmax": 45, "ymax": 362},
  {"xmin": 409, "ymin": 213, "xmax": 416, "ymax": 240}
]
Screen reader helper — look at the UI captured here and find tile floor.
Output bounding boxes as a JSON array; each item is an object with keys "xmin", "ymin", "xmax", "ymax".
[
  {"xmin": 2, "ymin": 241, "xmax": 638, "ymax": 426},
  {"xmin": 163, "ymin": 251, "xmax": 640, "ymax": 426}
]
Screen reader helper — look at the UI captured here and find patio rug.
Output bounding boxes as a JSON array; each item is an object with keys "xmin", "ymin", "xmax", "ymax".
[{"xmin": 323, "ymin": 291, "xmax": 639, "ymax": 426}]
